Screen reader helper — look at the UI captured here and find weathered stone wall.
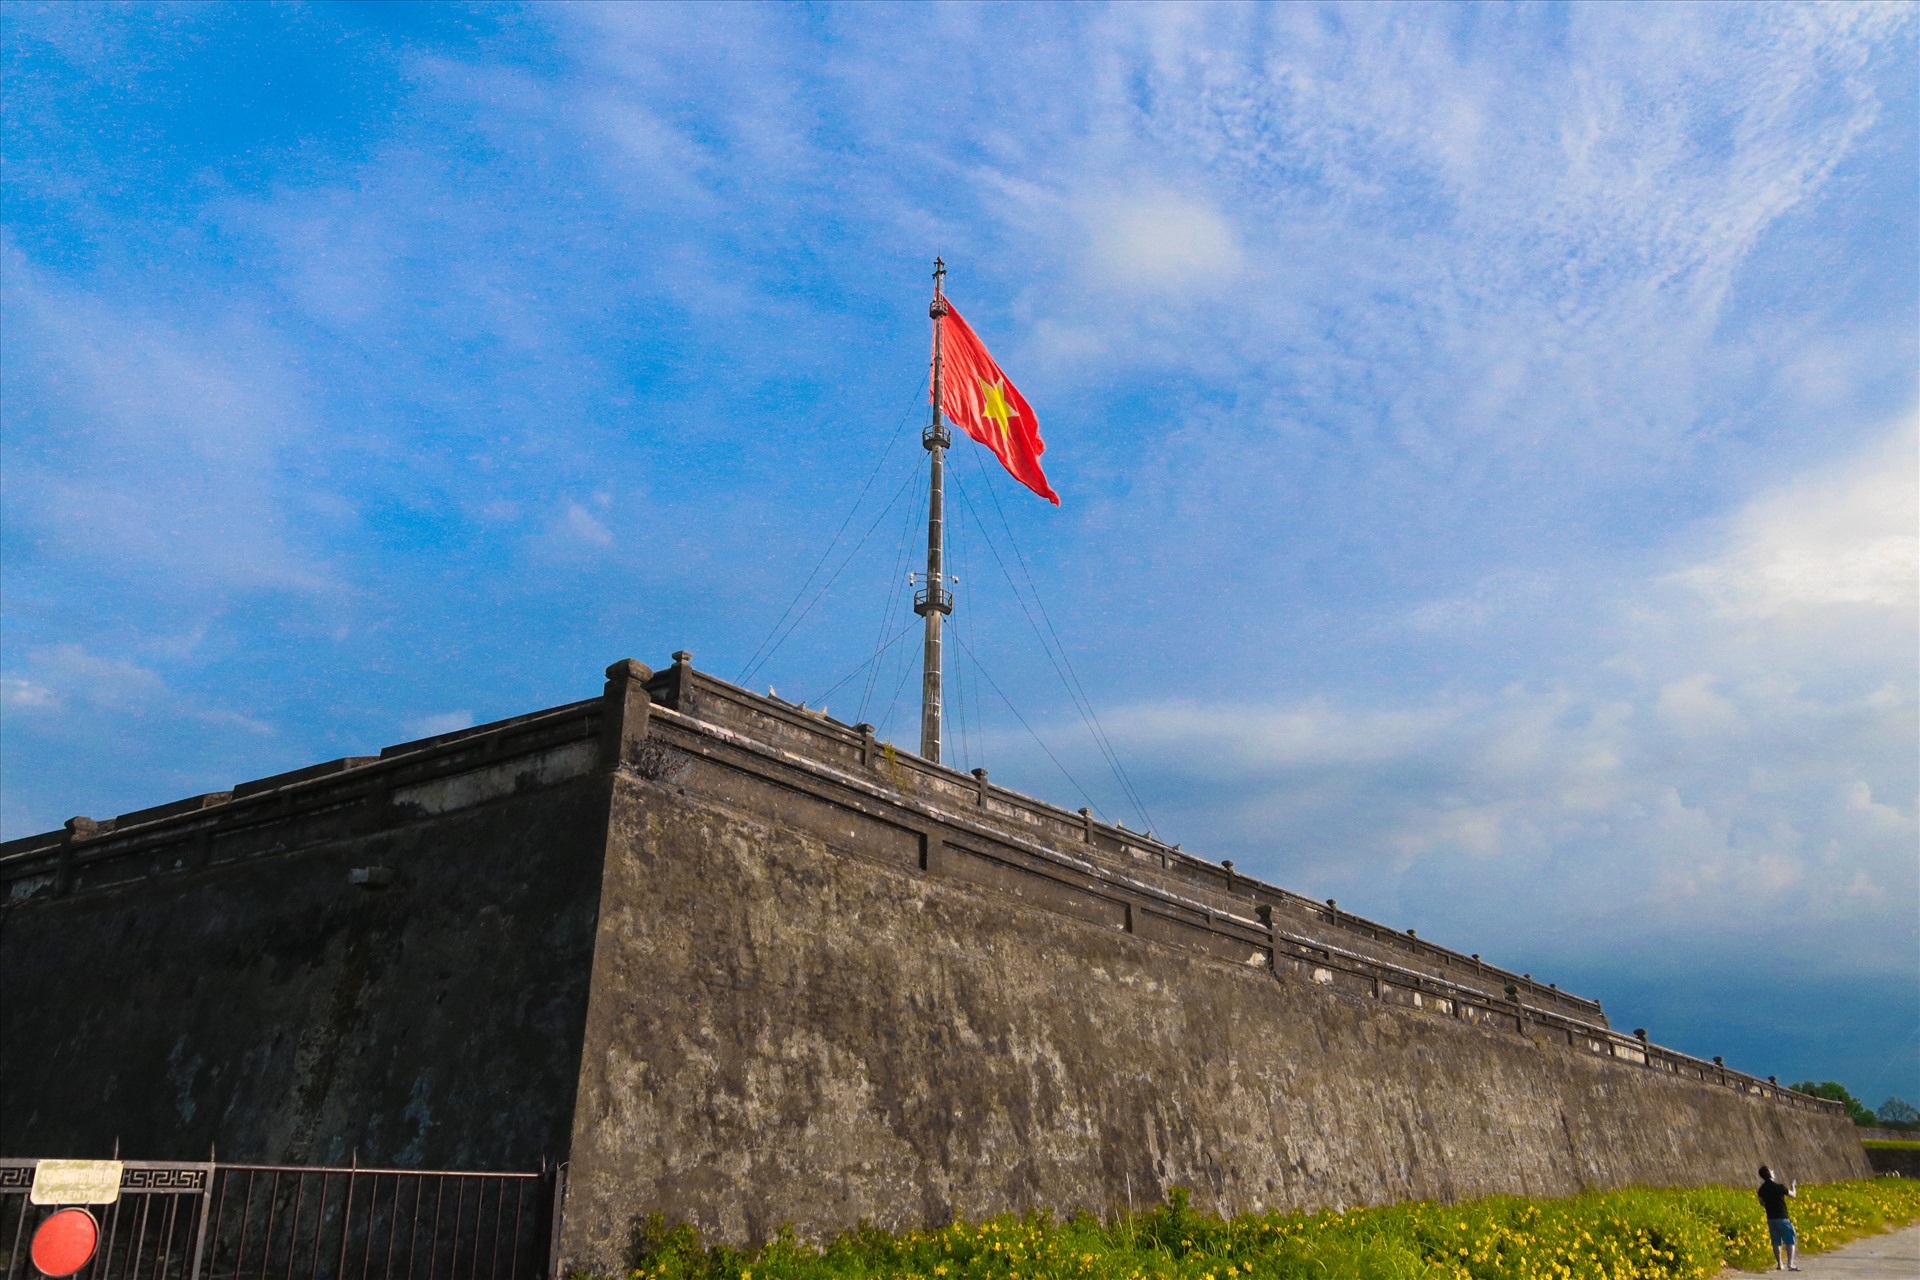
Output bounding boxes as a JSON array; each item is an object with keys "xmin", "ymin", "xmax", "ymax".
[
  {"xmin": 1, "ymin": 701, "xmax": 613, "ymax": 1170},
  {"xmin": 2, "ymin": 652, "xmax": 1866, "ymax": 1278},
  {"xmin": 1865, "ymin": 1145, "xmax": 1920, "ymax": 1177},
  {"xmin": 557, "ymin": 683, "xmax": 1867, "ymax": 1269}
]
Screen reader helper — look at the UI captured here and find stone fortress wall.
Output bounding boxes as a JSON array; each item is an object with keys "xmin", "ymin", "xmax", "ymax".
[{"xmin": 1, "ymin": 653, "xmax": 1869, "ymax": 1272}]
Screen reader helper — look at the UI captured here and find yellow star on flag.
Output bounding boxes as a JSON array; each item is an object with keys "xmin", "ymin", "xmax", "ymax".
[{"xmin": 979, "ymin": 377, "xmax": 1018, "ymax": 448}]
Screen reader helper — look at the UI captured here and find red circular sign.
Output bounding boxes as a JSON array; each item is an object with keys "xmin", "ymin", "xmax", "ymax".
[{"xmin": 31, "ymin": 1208, "xmax": 99, "ymax": 1277}]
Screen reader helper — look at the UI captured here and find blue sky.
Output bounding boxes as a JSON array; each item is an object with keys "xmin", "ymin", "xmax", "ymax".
[{"xmin": 4, "ymin": 3, "xmax": 1916, "ymax": 1110}]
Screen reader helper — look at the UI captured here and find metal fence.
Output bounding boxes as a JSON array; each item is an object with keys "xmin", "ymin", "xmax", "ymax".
[{"xmin": 1, "ymin": 1160, "xmax": 558, "ymax": 1280}]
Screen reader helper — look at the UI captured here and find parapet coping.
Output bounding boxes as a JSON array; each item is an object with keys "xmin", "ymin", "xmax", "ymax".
[
  {"xmin": 658, "ymin": 703, "xmax": 1548, "ymax": 1002},
  {"xmin": 0, "ymin": 697, "xmax": 603, "ymax": 870},
  {"xmin": 675, "ymin": 666, "xmax": 1603, "ymax": 1018},
  {"xmin": 642, "ymin": 701, "xmax": 1841, "ymax": 1120}
]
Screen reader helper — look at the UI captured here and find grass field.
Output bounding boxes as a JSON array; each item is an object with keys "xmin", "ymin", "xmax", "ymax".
[
  {"xmin": 612, "ymin": 1180, "xmax": 1920, "ymax": 1280},
  {"xmin": 1861, "ymin": 1138, "xmax": 1920, "ymax": 1150}
]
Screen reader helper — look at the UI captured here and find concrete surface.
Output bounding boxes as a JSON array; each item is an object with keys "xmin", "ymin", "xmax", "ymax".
[{"xmin": 1724, "ymin": 1220, "xmax": 1920, "ymax": 1277}]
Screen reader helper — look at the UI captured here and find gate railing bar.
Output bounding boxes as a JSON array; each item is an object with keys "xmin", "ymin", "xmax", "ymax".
[
  {"xmin": 427, "ymin": 1178, "xmax": 444, "ymax": 1280},
  {"xmin": 356, "ymin": 1175, "xmax": 376, "ymax": 1280},
  {"xmin": 543, "ymin": 1165, "xmax": 565, "ymax": 1280},
  {"xmin": 7, "ymin": 1192, "xmax": 29, "ymax": 1280},
  {"xmin": 335, "ymin": 1160, "xmax": 356, "ymax": 1280},
  {"xmin": 191, "ymin": 1164, "xmax": 216, "ymax": 1280},
  {"xmin": 281, "ymin": 1172, "xmax": 303, "ymax": 1280},
  {"xmin": 0, "ymin": 1160, "xmax": 554, "ymax": 1280}
]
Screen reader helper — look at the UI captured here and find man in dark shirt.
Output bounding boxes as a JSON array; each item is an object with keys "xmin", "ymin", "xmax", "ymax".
[{"xmin": 1757, "ymin": 1165, "xmax": 1799, "ymax": 1271}]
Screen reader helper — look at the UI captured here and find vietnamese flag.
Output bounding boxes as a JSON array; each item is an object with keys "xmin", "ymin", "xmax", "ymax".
[{"xmin": 938, "ymin": 304, "xmax": 1059, "ymax": 505}]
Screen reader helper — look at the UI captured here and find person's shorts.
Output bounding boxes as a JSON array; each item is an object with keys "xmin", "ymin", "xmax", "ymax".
[{"xmin": 1768, "ymin": 1218, "xmax": 1797, "ymax": 1247}]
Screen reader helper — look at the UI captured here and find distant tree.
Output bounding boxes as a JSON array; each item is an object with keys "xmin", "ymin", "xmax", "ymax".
[
  {"xmin": 1790, "ymin": 1080, "xmax": 1875, "ymax": 1126},
  {"xmin": 1877, "ymin": 1097, "xmax": 1920, "ymax": 1129}
]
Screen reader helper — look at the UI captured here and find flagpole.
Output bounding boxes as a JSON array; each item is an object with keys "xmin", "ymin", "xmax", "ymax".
[{"xmin": 917, "ymin": 257, "xmax": 953, "ymax": 761}]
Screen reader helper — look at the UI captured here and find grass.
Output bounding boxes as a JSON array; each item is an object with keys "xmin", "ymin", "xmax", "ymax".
[
  {"xmin": 610, "ymin": 1180, "xmax": 1920, "ymax": 1280},
  {"xmin": 1862, "ymin": 1138, "xmax": 1920, "ymax": 1150}
]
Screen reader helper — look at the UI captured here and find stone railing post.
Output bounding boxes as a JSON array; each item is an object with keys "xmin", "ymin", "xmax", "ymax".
[
  {"xmin": 600, "ymin": 660, "xmax": 655, "ymax": 769},
  {"xmin": 56, "ymin": 816, "xmax": 97, "ymax": 896},
  {"xmin": 664, "ymin": 650, "xmax": 695, "ymax": 712}
]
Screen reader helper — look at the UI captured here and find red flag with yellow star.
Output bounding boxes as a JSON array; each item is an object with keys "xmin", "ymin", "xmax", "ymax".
[{"xmin": 938, "ymin": 303, "xmax": 1059, "ymax": 505}]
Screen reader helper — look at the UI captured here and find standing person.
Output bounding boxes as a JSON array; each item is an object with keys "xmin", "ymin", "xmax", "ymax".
[{"xmin": 1757, "ymin": 1166, "xmax": 1799, "ymax": 1271}]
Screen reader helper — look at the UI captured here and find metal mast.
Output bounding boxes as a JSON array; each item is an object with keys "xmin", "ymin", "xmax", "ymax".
[{"xmin": 916, "ymin": 258, "xmax": 954, "ymax": 761}]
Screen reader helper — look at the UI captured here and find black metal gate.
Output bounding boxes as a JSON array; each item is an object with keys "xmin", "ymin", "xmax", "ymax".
[{"xmin": 1, "ymin": 1160, "xmax": 560, "ymax": 1280}]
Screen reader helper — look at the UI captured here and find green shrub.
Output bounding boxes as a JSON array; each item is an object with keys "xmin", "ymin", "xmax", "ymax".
[{"xmin": 1788, "ymin": 1082, "xmax": 1875, "ymax": 1127}]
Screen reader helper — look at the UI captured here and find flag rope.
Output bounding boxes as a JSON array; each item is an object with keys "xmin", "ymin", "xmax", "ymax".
[
  {"xmin": 859, "ymin": 461, "xmax": 929, "ymax": 725},
  {"xmin": 739, "ymin": 465, "xmax": 919, "ymax": 691},
  {"xmin": 812, "ymin": 618, "xmax": 921, "ymax": 709},
  {"xmin": 736, "ymin": 379, "xmax": 924, "ymax": 687},
  {"xmin": 948, "ymin": 627, "xmax": 1104, "ymax": 820},
  {"xmin": 965, "ymin": 442, "xmax": 1157, "ymax": 830},
  {"xmin": 952, "ymin": 450, "xmax": 1157, "ymax": 833}
]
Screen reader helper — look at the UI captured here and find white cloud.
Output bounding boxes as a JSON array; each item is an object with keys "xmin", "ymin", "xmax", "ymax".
[
  {"xmin": 1654, "ymin": 674, "xmax": 1741, "ymax": 738},
  {"xmin": 1675, "ymin": 424, "xmax": 1918, "ymax": 617},
  {"xmin": 0, "ymin": 243, "xmax": 334, "ymax": 598},
  {"xmin": 15, "ymin": 645, "xmax": 169, "ymax": 711},
  {"xmin": 1109, "ymin": 698, "xmax": 1456, "ymax": 768},
  {"xmin": 1, "ymin": 678, "xmax": 59, "ymax": 710},
  {"xmin": 0, "ymin": 644, "xmax": 271, "ymax": 734},
  {"xmin": 1086, "ymin": 190, "xmax": 1242, "ymax": 295},
  {"xmin": 565, "ymin": 502, "xmax": 614, "ymax": 546},
  {"xmin": 1073, "ymin": 419, "xmax": 1917, "ymax": 973},
  {"xmin": 1010, "ymin": 3, "xmax": 1910, "ymax": 512},
  {"xmin": 406, "ymin": 710, "xmax": 475, "ymax": 738}
]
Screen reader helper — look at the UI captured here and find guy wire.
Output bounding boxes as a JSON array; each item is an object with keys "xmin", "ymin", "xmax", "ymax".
[
  {"xmin": 949, "ymin": 628, "xmax": 1104, "ymax": 819},
  {"xmin": 967, "ymin": 443, "xmax": 1156, "ymax": 829},
  {"xmin": 859, "ymin": 459, "xmax": 928, "ymax": 724},
  {"xmin": 953, "ymin": 448, "xmax": 1154, "ymax": 830},
  {"xmin": 736, "ymin": 379, "xmax": 924, "ymax": 686},
  {"xmin": 813, "ymin": 619, "xmax": 920, "ymax": 709},
  {"xmin": 873, "ymin": 468, "xmax": 931, "ymax": 739}
]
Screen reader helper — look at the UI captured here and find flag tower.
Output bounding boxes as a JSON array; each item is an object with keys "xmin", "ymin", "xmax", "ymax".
[
  {"xmin": 917, "ymin": 258, "xmax": 1056, "ymax": 762},
  {"xmin": 917, "ymin": 258, "xmax": 954, "ymax": 762}
]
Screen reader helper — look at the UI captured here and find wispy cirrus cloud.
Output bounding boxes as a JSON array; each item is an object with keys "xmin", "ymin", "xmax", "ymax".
[
  {"xmin": 0, "ymin": 643, "xmax": 279, "ymax": 738},
  {"xmin": 0, "ymin": 243, "xmax": 335, "ymax": 601}
]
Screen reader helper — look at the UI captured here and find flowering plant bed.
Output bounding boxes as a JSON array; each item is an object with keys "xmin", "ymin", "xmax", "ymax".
[{"xmin": 608, "ymin": 1180, "xmax": 1920, "ymax": 1280}]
